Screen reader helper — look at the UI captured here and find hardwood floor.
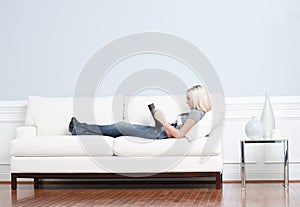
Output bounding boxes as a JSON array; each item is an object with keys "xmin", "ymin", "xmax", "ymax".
[{"xmin": 1, "ymin": 183, "xmax": 300, "ymax": 206}]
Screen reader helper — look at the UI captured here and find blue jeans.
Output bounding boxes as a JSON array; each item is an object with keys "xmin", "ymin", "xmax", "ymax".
[{"xmin": 72, "ymin": 121, "xmax": 168, "ymax": 139}]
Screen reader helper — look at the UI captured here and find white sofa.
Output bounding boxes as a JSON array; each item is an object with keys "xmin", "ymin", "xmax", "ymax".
[{"xmin": 10, "ymin": 95, "xmax": 223, "ymax": 189}]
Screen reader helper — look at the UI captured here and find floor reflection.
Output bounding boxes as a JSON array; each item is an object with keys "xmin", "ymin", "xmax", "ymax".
[{"xmin": 240, "ymin": 184, "xmax": 290, "ymax": 207}]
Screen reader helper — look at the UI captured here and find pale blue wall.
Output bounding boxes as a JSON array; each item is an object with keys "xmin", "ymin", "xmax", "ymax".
[{"xmin": 1, "ymin": 0, "xmax": 300, "ymax": 100}]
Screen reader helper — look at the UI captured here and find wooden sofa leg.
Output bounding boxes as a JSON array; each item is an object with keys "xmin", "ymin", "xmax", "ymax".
[
  {"xmin": 34, "ymin": 178, "xmax": 40, "ymax": 189},
  {"xmin": 11, "ymin": 173, "xmax": 17, "ymax": 190},
  {"xmin": 216, "ymin": 172, "xmax": 222, "ymax": 189}
]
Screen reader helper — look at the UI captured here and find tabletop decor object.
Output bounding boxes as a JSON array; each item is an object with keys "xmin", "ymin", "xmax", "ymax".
[
  {"xmin": 261, "ymin": 92, "xmax": 275, "ymax": 139},
  {"xmin": 245, "ymin": 116, "xmax": 264, "ymax": 140}
]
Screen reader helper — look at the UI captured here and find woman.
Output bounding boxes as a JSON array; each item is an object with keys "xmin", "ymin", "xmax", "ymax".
[{"xmin": 69, "ymin": 85, "xmax": 211, "ymax": 139}]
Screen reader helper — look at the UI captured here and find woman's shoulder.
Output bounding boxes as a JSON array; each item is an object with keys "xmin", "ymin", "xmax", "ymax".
[
  {"xmin": 190, "ymin": 109, "xmax": 205, "ymax": 115},
  {"xmin": 188, "ymin": 109, "xmax": 205, "ymax": 122}
]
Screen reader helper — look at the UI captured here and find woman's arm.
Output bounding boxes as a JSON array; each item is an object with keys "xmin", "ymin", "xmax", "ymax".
[
  {"xmin": 163, "ymin": 119, "xmax": 196, "ymax": 138},
  {"xmin": 153, "ymin": 109, "xmax": 196, "ymax": 138}
]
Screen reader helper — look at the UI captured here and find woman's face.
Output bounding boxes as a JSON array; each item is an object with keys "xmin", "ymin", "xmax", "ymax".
[{"xmin": 186, "ymin": 95, "xmax": 193, "ymax": 109}]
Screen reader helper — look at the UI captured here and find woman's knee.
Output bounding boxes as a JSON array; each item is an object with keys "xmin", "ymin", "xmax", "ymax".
[{"xmin": 115, "ymin": 122, "xmax": 130, "ymax": 128}]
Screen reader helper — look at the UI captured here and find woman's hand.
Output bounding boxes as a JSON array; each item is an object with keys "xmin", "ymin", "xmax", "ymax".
[{"xmin": 153, "ymin": 109, "xmax": 166, "ymax": 125}]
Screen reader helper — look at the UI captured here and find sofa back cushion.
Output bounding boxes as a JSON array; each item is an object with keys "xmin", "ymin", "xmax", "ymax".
[
  {"xmin": 25, "ymin": 96, "xmax": 123, "ymax": 136},
  {"xmin": 124, "ymin": 95, "xmax": 189, "ymax": 126}
]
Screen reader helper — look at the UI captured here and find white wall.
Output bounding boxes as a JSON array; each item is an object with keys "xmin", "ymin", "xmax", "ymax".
[
  {"xmin": 1, "ymin": 96, "xmax": 300, "ymax": 181},
  {"xmin": 1, "ymin": 0, "xmax": 300, "ymax": 100}
]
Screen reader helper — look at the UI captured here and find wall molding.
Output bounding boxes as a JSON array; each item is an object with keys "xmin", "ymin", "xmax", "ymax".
[
  {"xmin": 0, "ymin": 101, "xmax": 27, "ymax": 123},
  {"xmin": 224, "ymin": 96, "xmax": 300, "ymax": 120},
  {"xmin": 0, "ymin": 101, "xmax": 27, "ymax": 112}
]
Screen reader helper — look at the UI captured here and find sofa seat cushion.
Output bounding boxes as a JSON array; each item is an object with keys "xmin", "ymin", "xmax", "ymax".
[
  {"xmin": 10, "ymin": 136, "xmax": 114, "ymax": 156},
  {"xmin": 113, "ymin": 136, "xmax": 221, "ymax": 157}
]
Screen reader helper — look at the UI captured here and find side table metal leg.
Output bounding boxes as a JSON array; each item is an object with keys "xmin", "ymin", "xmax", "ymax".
[
  {"xmin": 283, "ymin": 140, "xmax": 289, "ymax": 188},
  {"xmin": 241, "ymin": 140, "xmax": 246, "ymax": 188}
]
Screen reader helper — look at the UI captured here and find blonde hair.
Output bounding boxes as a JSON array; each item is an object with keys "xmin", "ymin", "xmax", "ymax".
[{"xmin": 186, "ymin": 85, "xmax": 212, "ymax": 112}]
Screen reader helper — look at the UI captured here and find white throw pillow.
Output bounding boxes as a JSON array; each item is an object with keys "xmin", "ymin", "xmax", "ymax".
[{"xmin": 185, "ymin": 110, "xmax": 213, "ymax": 141}]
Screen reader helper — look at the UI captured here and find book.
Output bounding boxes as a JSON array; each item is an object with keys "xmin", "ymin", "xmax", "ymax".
[
  {"xmin": 148, "ymin": 103, "xmax": 163, "ymax": 128},
  {"xmin": 148, "ymin": 103, "xmax": 155, "ymax": 115}
]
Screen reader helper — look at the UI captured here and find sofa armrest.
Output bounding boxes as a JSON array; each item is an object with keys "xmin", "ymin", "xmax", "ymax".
[{"xmin": 16, "ymin": 126, "xmax": 37, "ymax": 138}]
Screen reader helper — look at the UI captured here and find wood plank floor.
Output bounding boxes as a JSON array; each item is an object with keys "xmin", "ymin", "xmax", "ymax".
[{"xmin": 1, "ymin": 183, "xmax": 299, "ymax": 207}]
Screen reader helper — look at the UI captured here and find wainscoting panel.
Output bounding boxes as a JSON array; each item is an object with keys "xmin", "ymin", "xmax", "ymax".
[
  {"xmin": 0, "ymin": 101, "xmax": 27, "ymax": 165},
  {"xmin": 0, "ymin": 97, "xmax": 300, "ymax": 181}
]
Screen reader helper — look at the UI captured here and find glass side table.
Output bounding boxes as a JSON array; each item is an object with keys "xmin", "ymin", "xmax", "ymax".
[{"xmin": 240, "ymin": 139, "xmax": 289, "ymax": 188}]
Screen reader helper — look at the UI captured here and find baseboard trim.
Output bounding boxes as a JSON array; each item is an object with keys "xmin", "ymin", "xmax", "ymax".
[
  {"xmin": 2, "ymin": 180, "xmax": 300, "ymax": 185},
  {"xmin": 223, "ymin": 180, "xmax": 300, "ymax": 183}
]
